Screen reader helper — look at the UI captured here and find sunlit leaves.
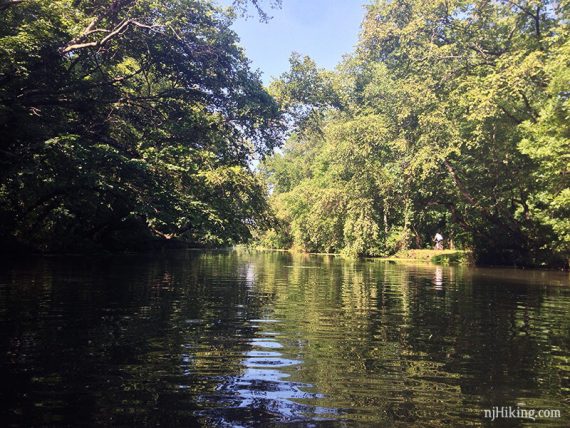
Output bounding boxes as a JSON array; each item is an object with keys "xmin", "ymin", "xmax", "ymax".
[{"xmin": 260, "ymin": 0, "xmax": 568, "ymax": 266}]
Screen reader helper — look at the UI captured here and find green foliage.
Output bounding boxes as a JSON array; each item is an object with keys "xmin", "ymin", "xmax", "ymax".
[
  {"xmin": 268, "ymin": 53, "xmax": 340, "ymax": 135},
  {"xmin": 341, "ymin": 198, "xmax": 381, "ymax": 257},
  {"xmin": 519, "ymin": 30, "xmax": 570, "ymax": 257},
  {"xmin": 430, "ymin": 251, "xmax": 472, "ymax": 265},
  {"xmin": 260, "ymin": 0, "xmax": 569, "ymax": 267},
  {"xmin": 0, "ymin": 0, "xmax": 283, "ymax": 252}
]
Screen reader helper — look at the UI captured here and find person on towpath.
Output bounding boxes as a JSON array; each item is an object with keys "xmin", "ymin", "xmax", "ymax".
[{"xmin": 433, "ymin": 232, "xmax": 444, "ymax": 250}]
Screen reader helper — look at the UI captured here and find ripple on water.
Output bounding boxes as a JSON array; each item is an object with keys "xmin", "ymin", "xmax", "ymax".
[
  {"xmin": 1, "ymin": 252, "xmax": 569, "ymax": 427},
  {"xmin": 249, "ymin": 338, "xmax": 283, "ymax": 349}
]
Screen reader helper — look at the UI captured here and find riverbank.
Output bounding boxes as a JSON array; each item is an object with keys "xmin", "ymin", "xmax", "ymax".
[
  {"xmin": 386, "ymin": 249, "xmax": 474, "ymax": 265},
  {"xmin": 248, "ymin": 246, "xmax": 474, "ymax": 265}
]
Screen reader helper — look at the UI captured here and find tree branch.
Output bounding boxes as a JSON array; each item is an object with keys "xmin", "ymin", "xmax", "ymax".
[
  {"xmin": 503, "ymin": 1, "xmax": 541, "ymax": 39},
  {"xmin": 444, "ymin": 159, "xmax": 524, "ymax": 238},
  {"xmin": 497, "ymin": 104, "xmax": 523, "ymax": 124},
  {"xmin": 444, "ymin": 159, "xmax": 480, "ymax": 208},
  {"xmin": 504, "ymin": 0, "xmax": 538, "ymax": 20},
  {"xmin": 520, "ymin": 91, "xmax": 538, "ymax": 121},
  {"xmin": 61, "ymin": 19, "xmax": 160, "ymax": 54}
]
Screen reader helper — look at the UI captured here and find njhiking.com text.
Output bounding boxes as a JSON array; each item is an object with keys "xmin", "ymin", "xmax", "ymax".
[{"xmin": 483, "ymin": 406, "xmax": 561, "ymax": 422}]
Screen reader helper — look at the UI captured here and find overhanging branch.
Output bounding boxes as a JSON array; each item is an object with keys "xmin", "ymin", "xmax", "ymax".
[{"xmin": 61, "ymin": 19, "xmax": 161, "ymax": 54}]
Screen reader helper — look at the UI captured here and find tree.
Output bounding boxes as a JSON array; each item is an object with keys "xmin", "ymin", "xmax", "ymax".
[
  {"xmin": 260, "ymin": 0, "xmax": 569, "ymax": 266},
  {"xmin": 0, "ymin": 0, "xmax": 284, "ymax": 252}
]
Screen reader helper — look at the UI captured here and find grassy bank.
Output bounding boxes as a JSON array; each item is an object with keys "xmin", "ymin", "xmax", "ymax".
[
  {"xmin": 387, "ymin": 249, "xmax": 473, "ymax": 265},
  {"xmin": 248, "ymin": 245, "xmax": 473, "ymax": 265}
]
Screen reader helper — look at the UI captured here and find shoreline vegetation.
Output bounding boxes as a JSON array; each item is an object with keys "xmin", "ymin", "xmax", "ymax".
[
  {"xmin": 254, "ymin": 0, "xmax": 569, "ymax": 269},
  {"xmin": 246, "ymin": 247, "xmax": 570, "ymax": 270},
  {"xmin": 386, "ymin": 249, "xmax": 474, "ymax": 265},
  {"xmin": 249, "ymin": 246, "xmax": 473, "ymax": 266},
  {"xmin": 1, "ymin": 1, "xmax": 568, "ymax": 269}
]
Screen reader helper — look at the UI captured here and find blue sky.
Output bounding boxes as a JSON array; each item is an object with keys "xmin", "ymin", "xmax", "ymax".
[{"xmin": 218, "ymin": 0, "xmax": 368, "ymax": 84}]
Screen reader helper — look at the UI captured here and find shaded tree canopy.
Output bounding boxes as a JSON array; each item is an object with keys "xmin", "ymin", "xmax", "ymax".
[{"xmin": 0, "ymin": 0, "xmax": 284, "ymax": 252}]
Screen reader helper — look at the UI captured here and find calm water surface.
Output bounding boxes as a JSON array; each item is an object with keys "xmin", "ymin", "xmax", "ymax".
[{"xmin": 1, "ymin": 250, "xmax": 569, "ymax": 426}]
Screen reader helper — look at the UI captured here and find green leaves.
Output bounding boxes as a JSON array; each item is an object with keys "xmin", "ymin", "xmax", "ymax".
[
  {"xmin": 259, "ymin": 0, "xmax": 568, "ymax": 266},
  {"xmin": 0, "ymin": 0, "xmax": 284, "ymax": 252},
  {"xmin": 518, "ymin": 30, "xmax": 570, "ymax": 255}
]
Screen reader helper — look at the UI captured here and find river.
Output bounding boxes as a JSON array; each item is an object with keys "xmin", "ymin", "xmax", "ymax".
[{"xmin": 1, "ymin": 250, "xmax": 568, "ymax": 426}]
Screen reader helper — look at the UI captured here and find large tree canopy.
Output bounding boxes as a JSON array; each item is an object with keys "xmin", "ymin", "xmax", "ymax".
[
  {"xmin": 0, "ymin": 0, "xmax": 283, "ymax": 252},
  {"xmin": 260, "ymin": 0, "xmax": 569, "ymax": 267}
]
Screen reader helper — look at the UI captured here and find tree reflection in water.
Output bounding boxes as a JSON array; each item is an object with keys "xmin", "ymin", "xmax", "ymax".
[
  {"xmin": 0, "ymin": 250, "xmax": 568, "ymax": 426},
  {"xmin": 195, "ymin": 261, "xmax": 339, "ymax": 426}
]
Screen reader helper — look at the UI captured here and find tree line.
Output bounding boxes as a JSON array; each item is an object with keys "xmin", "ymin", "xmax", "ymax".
[
  {"xmin": 259, "ymin": 0, "xmax": 569, "ymax": 267},
  {"xmin": 0, "ymin": 0, "xmax": 283, "ymax": 252},
  {"xmin": 1, "ymin": 0, "xmax": 568, "ymax": 267}
]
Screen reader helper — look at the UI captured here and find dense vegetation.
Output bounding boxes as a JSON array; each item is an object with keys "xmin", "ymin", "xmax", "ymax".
[
  {"xmin": 0, "ymin": 0, "xmax": 282, "ymax": 252},
  {"xmin": 260, "ymin": 0, "xmax": 569, "ymax": 267},
  {"xmin": 1, "ymin": 0, "xmax": 567, "ymax": 266}
]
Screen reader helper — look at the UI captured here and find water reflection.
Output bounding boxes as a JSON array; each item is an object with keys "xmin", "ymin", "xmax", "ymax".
[
  {"xmin": 200, "ymin": 329, "xmax": 325, "ymax": 425},
  {"xmin": 0, "ymin": 251, "xmax": 568, "ymax": 426},
  {"xmin": 433, "ymin": 266, "xmax": 444, "ymax": 290}
]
